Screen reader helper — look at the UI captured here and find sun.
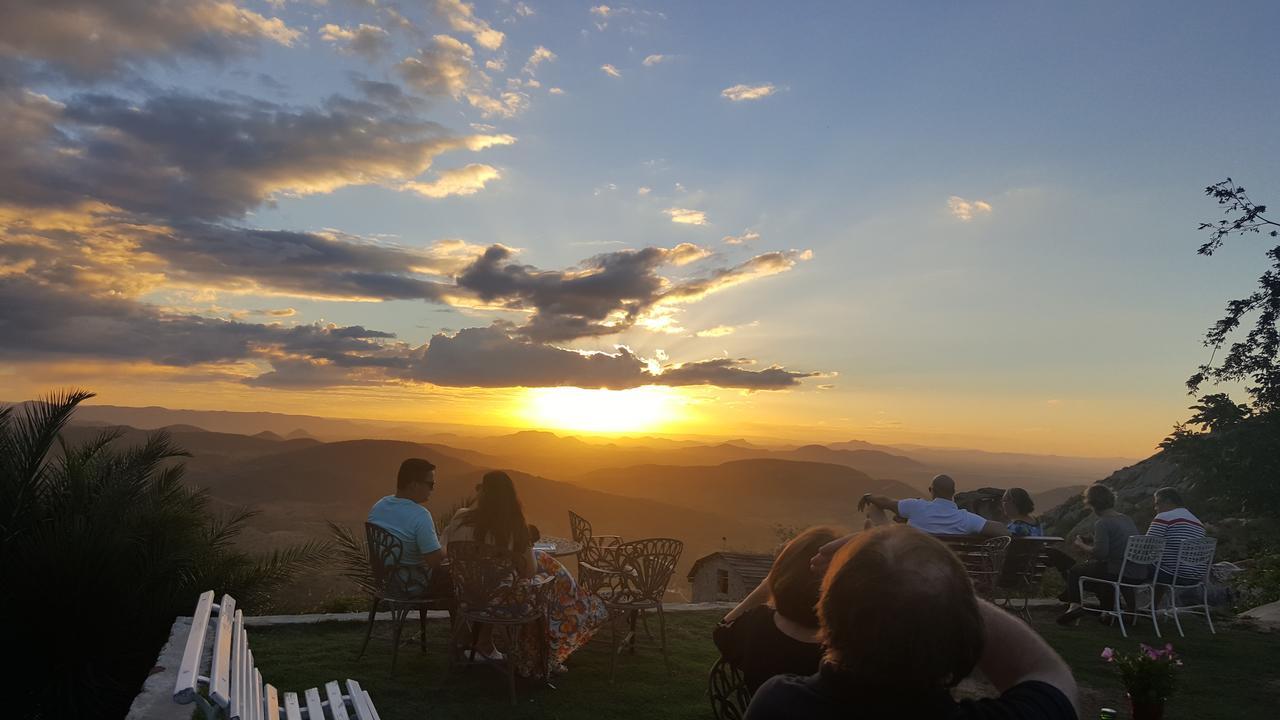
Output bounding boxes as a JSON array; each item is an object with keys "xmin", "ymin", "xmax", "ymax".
[{"xmin": 519, "ymin": 386, "xmax": 679, "ymax": 434}]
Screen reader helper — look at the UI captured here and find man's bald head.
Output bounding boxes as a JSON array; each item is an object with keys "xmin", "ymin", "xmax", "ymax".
[
  {"xmin": 930, "ymin": 474, "xmax": 956, "ymax": 499},
  {"xmin": 819, "ymin": 525, "xmax": 983, "ymax": 692}
]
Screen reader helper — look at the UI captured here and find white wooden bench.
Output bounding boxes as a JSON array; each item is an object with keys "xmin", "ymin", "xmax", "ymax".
[{"xmin": 173, "ymin": 591, "xmax": 383, "ymax": 720}]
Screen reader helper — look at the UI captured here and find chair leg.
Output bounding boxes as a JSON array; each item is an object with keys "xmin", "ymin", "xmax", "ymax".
[
  {"xmin": 608, "ymin": 612, "xmax": 621, "ymax": 683},
  {"xmin": 628, "ymin": 610, "xmax": 638, "ymax": 655},
  {"xmin": 1113, "ymin": 585, "xmax": 1127, "ymax": 638},
  {"xmin": 657, "ymin": 603, "xmax": 671, "ymax": 675},
  {"xmin": 390, "ymin": 607, "xmax": 407, "ymax": 674},
  {"xmin": 419, "ymin": 609, "xmax": 428, "ymax": 652},
  {"xmin": 1147, "ymin": 587, "xmax": 1162, "ymax": 639},
  {"xmin": 357, "ymin": 598, "xmax": 379, "ymax": 660},
  {"xmin": 1201, "ymin": 585, "xmax": 1215, "ymax": 635}
]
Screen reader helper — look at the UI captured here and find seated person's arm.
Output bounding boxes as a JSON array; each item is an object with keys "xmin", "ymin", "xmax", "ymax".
[
  {"xmin": 811, "ymin": 533, "xmax": 855, "ymax": 574},
  {"xmin": 1090, "ymin": 520, "xmax": 1110, "ymax": 561},
  {"xmin": 858, "ymin": 494, "xmax": 901, "ymax": 513},
  {"xmin": 723, "ymin": 575, "xmax": 772, "ymax": 623},
  {"xmin": 980, "ymin": 519, "xmax": 1012, "ymax": 537},
  {"xmin": 975, "ymin": 600, "xmax": 1080, "ymax": 718},
  {"xmin": 417, "ymin": 517, "xmax": 445, "ymax": 567},
  {"xmin": 422, "ymin": 547, "xmax": 446, "ymax": 568}
]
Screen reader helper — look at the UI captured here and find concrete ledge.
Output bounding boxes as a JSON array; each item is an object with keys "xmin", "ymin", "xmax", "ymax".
[{"xmin": 125, "ymin": 617, "xmax": 196, "ymax": 720}]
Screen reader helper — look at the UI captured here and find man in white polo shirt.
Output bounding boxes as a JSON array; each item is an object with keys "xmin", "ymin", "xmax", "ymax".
[
  {"xmin": 858, "ymin": 474, "xmax": 1011, "ymax": 536},
  {"xmin": 812, "ymin": 475, "xmax": 1008, "ymax": 573}
]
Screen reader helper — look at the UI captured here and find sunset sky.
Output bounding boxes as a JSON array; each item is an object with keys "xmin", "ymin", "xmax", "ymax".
[{"xmin": 2, "ymin": 1, "xmax": 1279, "ymax": 456}]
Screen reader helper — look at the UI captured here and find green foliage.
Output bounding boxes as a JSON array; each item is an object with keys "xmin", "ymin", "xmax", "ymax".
[
  {"xmin": 1100, "ymin": 643, "xmax": 1182, "ymax": 704},
  {"xmin": 1161, "ymin": 400, "xmax": 1280, "ymax": 517},
  {"xmin": 0, "ymin": 390, "xmax": 330, "ymax": 719},
  {"xmin": 1235, "ymin": 552, "xmax": 1280, "ymax": 611}
]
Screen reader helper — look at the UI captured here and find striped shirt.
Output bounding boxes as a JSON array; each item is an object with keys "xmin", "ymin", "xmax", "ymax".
[{"xmin": 1146, "ymin": 507, "xmax": 1206, "ymax": 579}]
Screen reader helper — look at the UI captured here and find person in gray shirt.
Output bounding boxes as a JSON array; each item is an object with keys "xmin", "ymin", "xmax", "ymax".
[{"xmin": 1056, "ymin": 484, "xmax": 1140, "ymax": 625}]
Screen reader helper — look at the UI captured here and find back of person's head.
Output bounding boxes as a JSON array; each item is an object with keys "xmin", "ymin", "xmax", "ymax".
[
  {"xmin": 1154, "ymin": 486, "xmax": 1183, "ymax": 508},
  {"xmin": 1005, "ymin": 487, "xmax": 1035, "ymax": 516},
  {"xmin": 1084, "ymin": 483, "xmax": 1115, "ymax": 512},
  {"xmin": 396, "ymin": 458, "xmax": 436, "ymax": 493},
  {"xmin": 767, "ymin": 526, "xmax": 841, "ymax": 628},
  {"xmin": 930, "ymin": 474, "xmax": 956, "ymax": 499},
  {"xmin": 467, "ymin": 470, "xmax": 530, "ymax": 552},
  {"xmin": 819, "ymin": 525, "xmax": 982, "ymax": 693}
]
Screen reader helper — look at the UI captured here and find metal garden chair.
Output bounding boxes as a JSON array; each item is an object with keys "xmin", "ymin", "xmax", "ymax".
[
  {"xmin": 1154, "ymin": 537, "xmax": 1217, "ymax": 636},
  {"xmin": 708, "ymin": 656, "xmax": 751, "ymax": 720},
  {"xmin": 995, "ymin": 536, "xmax": 1064, "ymax": 620},
  {"xmin": 568, "ymin": 509, "xmax": 623, "ymax": 578},
  {"xmin": 1078, "ymin": 534, "xmax": 1165, "ymax": 637},
  {"xmin": 447, "ymin": 539, "xmax": 555, "ymax": 705},
  {"xmin": 579, "ymin": 537, "xmax": 684, "ymax": 682},
  {"xmin": 359, "ymin": 522, "xmax": 453, "ymax": 673}
]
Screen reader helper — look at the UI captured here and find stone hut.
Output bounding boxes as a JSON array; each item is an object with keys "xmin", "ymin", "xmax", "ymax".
[{"xmin": 686, "ymin": 552, "xmax": 773, "ymax": 603}]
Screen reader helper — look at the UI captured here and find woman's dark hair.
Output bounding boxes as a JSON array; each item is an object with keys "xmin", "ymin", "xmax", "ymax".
[
  {"xmin": 462, "ymin": 471, "xmax": 531, "ymax": 553},
  {"xmin": 1004, "ymin": 487, "xmax": 1035, "ymax": 516},
  {"xmin": 767, "ymin": 526, "xmax": 840, "ymax": 628},
  {"xmin": 818, "ymin": 526, "xmax": 983, "ymax": 693},
  {"xmin": 1084, "ymin": 483, "xmax": 1115, "ymax": 512}
]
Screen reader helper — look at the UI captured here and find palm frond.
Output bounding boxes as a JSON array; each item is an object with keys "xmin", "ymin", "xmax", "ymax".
[{"xmin": 328, "ymin": 521, "xmax": 379, "ymax": 596}]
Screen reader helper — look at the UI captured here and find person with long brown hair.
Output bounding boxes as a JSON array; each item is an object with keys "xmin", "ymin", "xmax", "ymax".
[
  {"xmin": 446, "ymin": 470, "xmax": 608, "ymax": 676},
  {"xmin": 714, "ymin": 526, "xmax": 839, "ymax": 694}
]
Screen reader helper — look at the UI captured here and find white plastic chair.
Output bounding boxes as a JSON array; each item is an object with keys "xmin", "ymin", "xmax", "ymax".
[
  {"xmin": 1154, "ymin": 537, "xmax": 1217, "ymax": 637},
  {"xmin": 1078, "ymin": 535, "xmax": 1164, "ymax": 638}
]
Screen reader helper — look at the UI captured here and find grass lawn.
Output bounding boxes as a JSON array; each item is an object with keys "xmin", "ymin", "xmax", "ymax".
[{"xmin": 247, "ymin": 610, "xmax": 1280, "ymax": 720}]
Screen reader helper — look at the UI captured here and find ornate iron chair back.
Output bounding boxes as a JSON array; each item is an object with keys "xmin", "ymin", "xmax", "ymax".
[
  {"xmin": 569, "ymin": 509, "xmax": 596, "ymax": 560},
  {"xmin": 596, "ymin": 537, "xmax": 684, "ymax": 606},
  {"xmin": 708, "ymin": 656, "xmax": 751, "ymax": 720},
  {"xmin": 365, "ymin": 522, "xmax": 428, "ymax": 600},
  {"xmin": 448, "ymin": 540, "xmax": 545, "ymax": 620}
]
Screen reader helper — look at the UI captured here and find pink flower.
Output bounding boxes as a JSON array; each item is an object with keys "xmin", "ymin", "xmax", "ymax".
[{"xmin": 1101, "ymin": 647, "xmax": 1116, "ymax": 662}]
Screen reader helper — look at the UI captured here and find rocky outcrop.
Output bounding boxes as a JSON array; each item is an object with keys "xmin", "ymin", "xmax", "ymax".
[{"xmin": 1037, "ymin": 452, "xmax": 1189, "ymax": 539}]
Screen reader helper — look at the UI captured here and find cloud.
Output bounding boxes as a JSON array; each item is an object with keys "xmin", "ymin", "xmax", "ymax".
[
  {"xmin": 590, "ymin": 6, "xmax": 613, "ymax": 17},
  {"xmin": 432, "ymin": 0, "xmax": 504, "ymax": 50},
  {"xmin": 523, "ymin": 46, "xmax": 556, "ymax": 75},
  {"xmin": 396, "ymin": 35, "xmax": 475, "ymax": 97},
  {"xmin": 485, "ymin": 58, "xmax": 506, "ymax": 71},
  {"xmin": 637, "ymin": 186, "xmax": 651, "ymax": 196},
  {"xmin": 464, "ymin": 90, "xmax": 530, "ymax": 118},
  {"xmin": 722, "ymin": 230, "xmax": 760, "ymax": 245},
  {"xmin": 0, "ymin": 0, "xmax": 300, "ymax": 79},
  {"xmin": 695, "ymin": 321, "xmax": 757, "ymax": 338},
  {"xmin": 514, "ymin": 3, "xmax": 535, "ymax": 18},
  {"xmin": 319, "ymin": 23, "xmax": 390, "ymax": 58},
  {"xmin": 548, "ymin": 87, "xmax": 565, "ymax": 95},
  {"xmin": 601, "ymin": 64, "xmax": 622, "ymax": 78},
  {"xmin": 402, "ymin": 164, "xmax": 502, "ymax": 198},
  {"xmin": 947, "ymin": 196, "xmax": 993, "ymax": 221},
  {"xmin": 409, "ymin": 323, "xmax": 815, "ymax": 390},
  {"xmin": 721, "ymin": 83, "xmax": 778, "ymax": 102},
  {"xmin": 665, "ymin": 207, "xmax": 708, "ymax": 226},
  {"xmin": 0, "ymin": 83, "xmax": 514, "ymax": 223},
  {"xmin": 642, "ymin": 54, "xmax": 669, "ymax": 66}
]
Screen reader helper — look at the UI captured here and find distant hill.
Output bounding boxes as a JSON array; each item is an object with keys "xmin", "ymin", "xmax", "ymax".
[
  {"xmin": 57, "ymin": 424, "xmax": 321, "ymax": 461},
  {"xmin": 254, "ymin": 430, "xmax": 285, "ymax": 441},
  {"xmin": 574, "ymin": 458, "xmax": 919, "ymax": 526},
  {"xmin": 286, "ymin": 428, "xmax": 314, "ymax": 440}
]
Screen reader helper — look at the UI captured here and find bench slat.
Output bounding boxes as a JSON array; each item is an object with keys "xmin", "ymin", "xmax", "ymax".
[
  {"xmin": 283, "ymin": 692, "xmax": 303, "ymax": 720},
  {"xmin": 229, "ymin": 610, "xmax": 246, "ymax": 718},
  {"xmin": 304, "ymin": 688, "xmax": 325, "ymax": 720},
  {"xmin": 265, "ymin": 684, "xmax": 280, "ymax": 720},
  {"xmin": 362, "ymin": 691, "xmax": 380, "ymax": 720},
  {"xmin": 251, "ymin": 666, "xmax": 264, "ymax": 720},
  {"xmin": 173, "ymin": 590, "xmax": 215, "ymax": 703},
  {"xmin": 210, "ymin": 595, "xmax": 237, "ymax": 707},
  {"xmin": 325, "ymin": 680, "xmax": 351, "ymax": 720},
  {"xmin": 344, "ymin": 680, "xmax": 374, "ymax": 720}
]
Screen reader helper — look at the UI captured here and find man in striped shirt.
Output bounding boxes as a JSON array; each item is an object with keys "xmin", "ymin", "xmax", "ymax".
[{"xmin": 1145, "ymin": 487, "xmax": 1207, "ymax": 582}]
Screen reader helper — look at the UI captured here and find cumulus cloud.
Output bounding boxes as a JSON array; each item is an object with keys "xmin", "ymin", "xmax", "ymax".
[
  {"xmin": 320, "ymin": 23, "xmax": 390, "ymax": 58},
  {"xmin": 642, "ymin": 54, "xmax": 669, "ymax": 66},
  {"xmin": 548, "ymin": 87, "xmax": 565, "ymax": 95},
  {"xmin": 0, "ymin": 0, "xmax": 299, "ymax": 79},
  {"xmin": 695, "ymin": 321, "xmax": 758, "ymax": 338},
  {"xmin": 432, "ymin": 0, "xmax": 504, "ymax": 50},
  {"xmin": 637, "ymin": 186, "xmax": 651, "ymax": 196},
  {"xmin": 397, "ymin": 35, "xmax": 475, "ymax": 97},
  {"xmin": 601, "ymin": 64, "xmax": 622, "ymax": 78},
  {"xmin": 0, "ymin": 84, "xmax": 512, "ymax": 222},
  {"xmin": 665, "ymin": 207, "xmax": 708, "ymax": 226},
  {"xmin": 409, "ymin": 323, "xmax": 815, "ymax": 390},
  {"xmin": 947, "ymin": 196, "xmax": 993, "ymax": 221},
  {"xmin": 722, "ymin": 230, "xmax": 760, "ymax": 245},
  {"xmin": 721, "ymin": 83, "xmax": 777, "ymax": 102},
  {"xmin": 402, "ymin": 164, "xmax": 502, "ymax": 198},
  {"xmin": 523, "ymin": 46, "xmax": 556, "ymax": 75},
  {"xmin": 465, "ymin": 89, "xmax": 530, "ymax": 118}
]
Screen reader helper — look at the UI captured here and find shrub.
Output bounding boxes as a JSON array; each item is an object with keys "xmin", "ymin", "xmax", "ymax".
[{"xmin": 0, "ymin": 391, "xmax": 329, "ymax": 719}]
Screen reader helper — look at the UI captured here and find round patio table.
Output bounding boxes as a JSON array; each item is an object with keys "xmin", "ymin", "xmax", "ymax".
[{"xmin": 534, "ymin": 535, "xmax": 582, "ymax": 558}]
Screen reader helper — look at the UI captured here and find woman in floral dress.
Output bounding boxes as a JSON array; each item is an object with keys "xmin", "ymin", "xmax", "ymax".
[{"xmin": 445, "ymin": 471, "xmax": 608, "ymax": 676}]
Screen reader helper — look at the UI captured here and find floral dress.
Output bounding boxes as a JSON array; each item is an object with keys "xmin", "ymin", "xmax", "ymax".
[{"xmin": 509, "ymin": 550, "xmax": 608, "ymax": 677}]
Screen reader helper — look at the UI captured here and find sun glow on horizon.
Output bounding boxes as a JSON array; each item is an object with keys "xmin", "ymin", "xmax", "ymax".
[{"xmin": 520, "ymin": 386, "xmax": 681, "ymax": 433}]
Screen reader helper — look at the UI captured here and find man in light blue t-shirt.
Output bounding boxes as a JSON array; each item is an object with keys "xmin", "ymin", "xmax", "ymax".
[{"xmin": 368, "ymin": 458, "xmax": 446, "ymax": 582}]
